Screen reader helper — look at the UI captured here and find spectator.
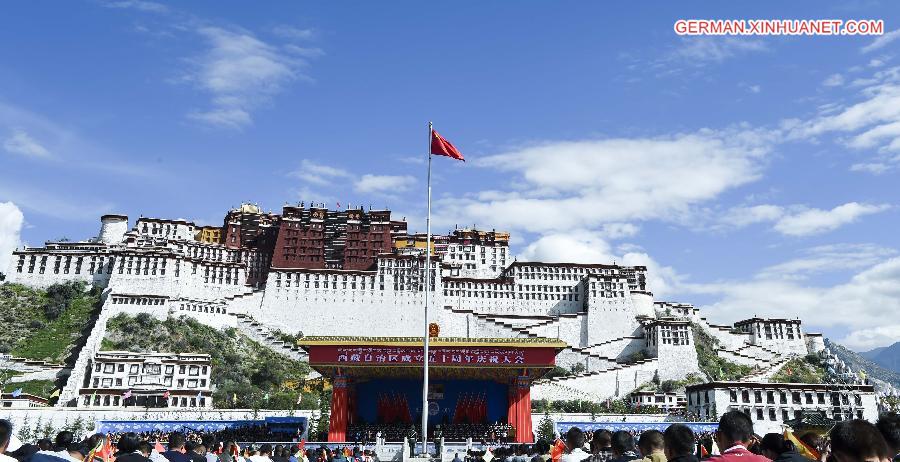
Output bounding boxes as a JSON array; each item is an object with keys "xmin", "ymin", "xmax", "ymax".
[
  {"xmin": 219, "ymin": 443, "xmax": 238, "ymax": 462},
  {"xmin": 759, "ymin": 433, "xmax": 812, "ymax": 462},
  {"xmin": 588, "ymin": 430, "xmax": 614, "ymax": 462},
  {"xmin": 114, "ymin": 433, "xmax": 152, "ymax": 462},
  {"xmin": 609, "ymin": 431, "xmax": 639, "ymax": 462},
  {"xmin": 53, "ymin": 433, "xmax": 75, "ymax": 453},
  {"xmin": 137, "ymin": 442, "xmax": 152, "ymax": 459},
  {"xmin": 662, "ymin": 425, "xmax": 697, "ymax": 462},
  {"xmin": 561, "ymin": 428, "xmax": 589, "ymax": 462},
  {"xmin": 876, "ymin": 412, "xmax": 900, "ymax": 462},
  {"xmin": 37, "ymin": 441, "xmax": 52, "ymax": 452},
  {"xmin": 530, "ymin": 440, "xmax": 550, "ymax": 462},
  {"xmin": 708, "ymin": 411, "xmax": 769, "ymax": 462},
  {"xmin": 1, "ymin": 420, "xmax": 18, "ymax": 462},
  {"xmin": 186, "ymin": 442, "xmax": 207, "ymax": 462},
  {"xmin": 161, "ymin": 433, "xmax": 191, "ymax": 462},
  {"xmin": 202, "ymin": 439, "xmax": 219, "ymax": 462},
  {"xmin": 637, "ymin": 430, "xmax": 665, "ymax": 462},
  {"xmin": 249, "ymin": 444, "xmax": 273, "ymax": 462},
  {"xmin": 31, "ymin": 432, "xmax": 81, "ymax": 462},
  {"xmin": 828, "ymin": 419, "xmax": 892, "ymax": 462}
]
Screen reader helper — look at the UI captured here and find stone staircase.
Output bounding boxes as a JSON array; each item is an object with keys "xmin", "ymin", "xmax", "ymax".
[
  {"xmin": 229, "ymin": 313, "xmax": 308, "ymax": 362},
  {"xmin": 532, "ymin": 358, "xmax": 659, "ymax": 401},
  {"xmin": 57, "ymin": 293, "xmax": 114, "ymax": 407},
  {"xmin": 558, "ymin": 346, "xmax": 622, "ymax": 372},
  {"xmin": 743, "ymin": 354, "xmax": 794, "ymax": 382}
]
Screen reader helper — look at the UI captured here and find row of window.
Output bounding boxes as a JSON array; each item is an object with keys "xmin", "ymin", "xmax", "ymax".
[
  {"xmin": 81, "ymin": 395, "xmax": 207, "ymax": 407},
  {"xmin": 727, "ymin": 389, "xmax": 862, "ymax": 406},
  {"xmin": 15, "ymin": 254, "xmax": 114, "ymax": 275},
  {"xmin": 91, "ymin": 376, "xmax": 207, "ymax": 388},
  {"xmin": 94, "ymin": 362, "xmax": 208, "ymax": 376}
]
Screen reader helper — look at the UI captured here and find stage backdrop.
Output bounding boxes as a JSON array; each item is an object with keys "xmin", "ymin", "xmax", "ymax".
[{"xmin": 354, "ymin": 379, "xmax": 507, "ymax": 426}]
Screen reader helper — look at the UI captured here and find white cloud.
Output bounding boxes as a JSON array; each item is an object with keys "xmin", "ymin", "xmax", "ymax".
[
  {"xmin": 434, "ymin": 127, "xmax": 775, "ymax": 234},
  {"xmin": 289, "ymin": 159, "xmax": 352, "ymax": 186},
  {"xmin": 850, "ymin": 162, "xmax": 891, "ymax": 174},
  {"xmin": 3, "ymin": 130, "xmax": 51, "ymax": 158},
  {"xmin": 685, "ymin": 255, "xmax": 900, "ymax": 350},
  {"xmin": 354, "ymin": 174, "xmax": 417, "ymax": 194},
  {"xmin": 271, "ymin": 25, "xmax": 315, "ymax": 41},
  {"xmin": 0, "ymin": 202, "xmax": 24, "ymax": 273},
  {"xmin": 790, "ymin": 67, "xmax": 900, "ymax": 171},
  {"xmin": 772, "ymin": 202, "xmax": 890, "ymax": 236},
  {"xmin": 861, "ymin": 28, "xmax": 900, "ymax": 53},
  {"xmin": 668, "ymin": 37, "xmax": 768, "ymax": 64},
  {"xmin": 185, "ymin": 26, "xmax": 316, "ymax": 129},
  {"xmin": 100, "ymin": 0, "xmax": 168, "ymax": 13},
  {"xmin": 822, "ymin": 73, "xmax": 845, "ymax": 87},
  {"xmin": 718, "ymin": 204, "xmax": 785, "ymax": 229},
  {"xmin": 840, "ymin": 325, "xmax": 900, "ymax": 352},
  {"xmin": 757, "ymin": 243, "xmax": 894, "ymax": 281}
]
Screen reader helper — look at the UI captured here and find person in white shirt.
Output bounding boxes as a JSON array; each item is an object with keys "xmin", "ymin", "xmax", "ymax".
[
  {"xmin": 0, "ymin": 420, "xmax": 20, "ymax": 462},
  {"xmin": 561, "ymin": 428, "xmax": 590, "ymax": 462}
]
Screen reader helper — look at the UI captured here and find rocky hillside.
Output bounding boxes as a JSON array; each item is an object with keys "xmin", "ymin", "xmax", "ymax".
[
  {"xmin": 826, "ymin": 338, "xmax": 900, "ymax": 388},
  {"xmin": 0, "ymin": 282, "xmax": 101, "ymax": 363},
  {"xmin": 102, "ymin": 312, "xmax": 319, "ymax": 410}
]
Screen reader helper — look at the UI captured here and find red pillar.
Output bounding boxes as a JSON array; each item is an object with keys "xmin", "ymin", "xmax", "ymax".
[
  {"xmin": 328, "ymin": 375, "xmax": 349, "ymax": 442},
  {"xmin": 507, "ymin": 383, "xmax": 518, "ymax": 433},
  {"xmin": 515, "ymin": 375, "xmax": 533, "ymax": 443}
]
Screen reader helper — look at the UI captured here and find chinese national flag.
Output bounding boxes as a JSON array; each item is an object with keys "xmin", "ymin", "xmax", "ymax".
[{"xmin": 431, "ymin": 129, "xmax": 465, "ymax": 161}]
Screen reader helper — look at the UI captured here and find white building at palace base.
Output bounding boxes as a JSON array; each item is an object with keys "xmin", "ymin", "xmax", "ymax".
[
  {"xmin": 685, "ymin": 381, "xmax": 879, "ymax": 435},
  {"xmin": 78, "ymin": 351, "xmax": 212, "ymax": 409}
]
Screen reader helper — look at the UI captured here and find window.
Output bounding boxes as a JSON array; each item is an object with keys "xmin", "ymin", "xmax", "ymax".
[
  {"xmin": 756, "ymin": 408, "xmax": 764, "ymax": 420},
  {"xmin": 101, "ymin": 378, "xmax": 112, "ymax": 387},
  {"xmin": 129, "ymin": 364, "xmax": 139, "ymax": 374},
  {"xmin": 189, "ymin": 366, "xmax": 199, "ymax": 376},
  {"xmin": 742, "ymin": 390, "xmax": 750, "ymax": 403},
  {"xmin": 187, "ymin": 379, "xmax": 198, "ymax": 388},
  {"xmin": 115, "ymin": 378, "xmax": 122, "ymax": 386},
  {"xmin": 165, "ymin": 365, "xmax": 174, "ymax": 374},
  {"xmin": 769, "ymin": 409, "xmax": 777, "ymax": 420},
  {"xmin": 117, "ymin": 364, "xmax": 125, "ymax": 372},
  {"xmin": 103, "ymin": 364, "xmax": 114, "ymax": 373}
]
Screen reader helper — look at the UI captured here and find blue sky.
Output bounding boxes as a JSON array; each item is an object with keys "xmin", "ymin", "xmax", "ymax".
[{"xmin": 1, "ymin": 1, "xmax": 900, "ymax": 351}]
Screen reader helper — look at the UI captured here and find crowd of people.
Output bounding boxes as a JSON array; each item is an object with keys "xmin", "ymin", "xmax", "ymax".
[
  {"xmin": 2, "ymin": 412, "xmax": 900, "ymax": 462},
  {"xmin": 345, "ymin": 423, "xmax": 514, "ymax": 443},
  {"xmin": 513, "ymin": 410, "xmax": 900, "ymax": 462}
]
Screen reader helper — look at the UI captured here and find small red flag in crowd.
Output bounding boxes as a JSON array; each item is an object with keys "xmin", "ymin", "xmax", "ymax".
[{"xmin": 431, "ymin": 129, "xmax": 465, "ymax": 161}]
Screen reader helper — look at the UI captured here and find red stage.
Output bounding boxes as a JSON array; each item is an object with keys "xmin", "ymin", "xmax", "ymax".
[{"xmin": 298, "ymin": 336, "xmax": 566, "ymax": 443}]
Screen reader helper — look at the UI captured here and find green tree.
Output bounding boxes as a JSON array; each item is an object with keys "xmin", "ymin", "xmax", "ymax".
[{"xmin": 536, "ymin": 413, "xmax": 556, "ymax": 443}]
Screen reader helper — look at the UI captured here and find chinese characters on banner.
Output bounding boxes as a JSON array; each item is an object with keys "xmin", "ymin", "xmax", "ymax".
[{"xmin": 334, "ymin": 347, "xmax": 526, "ymax": 365}]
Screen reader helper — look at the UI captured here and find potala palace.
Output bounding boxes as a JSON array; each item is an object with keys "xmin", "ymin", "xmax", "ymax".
[{"xmin": 4, "ymin": 202, "xmax": 838, "ymax": 415}]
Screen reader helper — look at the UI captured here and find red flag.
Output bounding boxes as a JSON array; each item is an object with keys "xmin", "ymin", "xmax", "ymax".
[
  {"xmin": 431, "ymin": 129, "xmax": 465, "ymax": 161},
  {"xmin": 550, "ymin": 439, "xmax": 566, "ymax": 462},
  {"xmin": 97, "ymin": 436, "xmax": 115, "ymax": 462}
]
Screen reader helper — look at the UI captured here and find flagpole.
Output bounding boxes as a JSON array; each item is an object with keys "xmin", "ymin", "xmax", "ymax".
[{"xmin": 421, "ymin": 121, "xmax": 433, "ymax": 456}]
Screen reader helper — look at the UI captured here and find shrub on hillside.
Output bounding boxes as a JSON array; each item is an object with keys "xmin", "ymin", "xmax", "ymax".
[{"xmin": 43, "ymin": 282, "xmax": 86, "ymax": 320}]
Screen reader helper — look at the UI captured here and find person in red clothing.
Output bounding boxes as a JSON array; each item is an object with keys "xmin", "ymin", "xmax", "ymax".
[{"xmin": 707, "ymin": 411, "xmax": 771, "ymax": 462}]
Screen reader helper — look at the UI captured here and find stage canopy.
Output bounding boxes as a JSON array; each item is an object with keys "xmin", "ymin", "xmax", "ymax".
[{"xmin": 297, "ymin": 336, "xmax": 567, "ymax": 443}]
